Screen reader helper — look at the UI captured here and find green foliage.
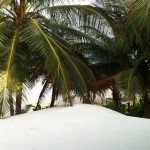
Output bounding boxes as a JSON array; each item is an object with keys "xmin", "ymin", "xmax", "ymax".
[
  {"xmin": 103, "ymin": 101, "xmax": 126, "ymax": 114},
  {"xmin": 103, "ymin": 100, "xmax": 144, "ymax": 117},
  {"xmin": 0, "ymin": 0, "xmax": 98, "ymax": 117},
  {"xmin": 130, "ymin": 103, "xmax": 144, "ymax": 118},
  {"xmin": 103, "ymin": 101, "xmax": 115, "ymax": 109}
]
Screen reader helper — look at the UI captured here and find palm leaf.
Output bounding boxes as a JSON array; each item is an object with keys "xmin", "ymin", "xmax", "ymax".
[
  {"xmin": 0, "ymin": 0, "xmax": 13, "ymax": 8},
  {"xmin": 44, "ymin": 4, "xmax": 114, "ymax": 35},
  {"xmin": 0, "ymin": 29, "xmax": 18, "ymax": 117},
  {"xmin": 20, "ymin": 19, "xmax": 95, "ymax": 96}
]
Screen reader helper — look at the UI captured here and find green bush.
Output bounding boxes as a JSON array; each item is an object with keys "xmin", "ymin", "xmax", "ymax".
[
  {"xmin": 130, "ymin": 103, "xmax": 144, "ymax": 117},
  {"xmin": 104, "ymin": 101, "xmax": 116, "ymax": 110},
  {"xmin": 103, "ymin": 101, "xmax": 126, "ymax": 114},
  {"xmin": 103, "ymin": 101, "xmax": 144, "ymax": 117}
]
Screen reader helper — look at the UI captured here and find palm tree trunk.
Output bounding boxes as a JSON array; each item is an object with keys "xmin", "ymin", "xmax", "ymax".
[
  {"xmin": 143, "ymin": 90, "xmax": 150, "ymax": 118},
  {"xmin": 83, "ymin": 91, "xmax": 91, "ymax": 104},
  {"xmin": 131, "ymin": 95, "xmax": 136, "ymax": 115},
  {"xmin": 112, "ymin": 85, "xmax": 121, "ymax": 112},
  {"xmin": 69, "ymin": 96, "xmax": 73, "ymax": 106},
  {"xmin": 36, "ymin": 80, "xmax": 49, "ymax": 110},
  {"xmin": 16, "ymin": 86, "xmax": 22, "ymax": 115},
  {"xmin": 50, "ymin": 85, "xmax": 57, "ymax": 107},
  {"xmin": 127, "ymin": 102, "xmax": 131, "ymax": 115},
  {"xmin": 9, "ymin": 92, "xmax": 14, "ymax": 116}
]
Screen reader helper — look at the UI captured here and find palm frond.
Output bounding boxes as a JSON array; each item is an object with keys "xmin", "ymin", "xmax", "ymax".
[
  {"xmin": 44, "ymin": 4, "xmax": 114, "ymax": 35},
  {"xmin": 117, "ymin": 0, "xmax": 150, "ymax": 52},
  {"xmin": 92, "ymin": 76, "xmax": 115, "ymax": 94},
  {"xmin": 0, "ymin": 0, "xmax": 13, "ymax": 8},
  {"xmin": 0, "ymin": 29, "xmax": 18, "ymax": 117},
  {"xmin": 20, "ymin": 19, "xmax": 95, "ymax": 97},
  {"xmin": 117, "ymin": 61, "xmax": 150, "ymax": 99}
]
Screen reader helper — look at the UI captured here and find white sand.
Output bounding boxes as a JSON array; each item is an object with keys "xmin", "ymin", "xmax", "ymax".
[{"xmin": 0, "ymin": 104, "xmax": 150, "ymax": 150}]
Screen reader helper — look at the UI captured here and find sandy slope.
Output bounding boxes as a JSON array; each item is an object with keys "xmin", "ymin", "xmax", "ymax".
[{"xmin": 0, "ymin": 104, "xmax": 150, "ymax": 150}]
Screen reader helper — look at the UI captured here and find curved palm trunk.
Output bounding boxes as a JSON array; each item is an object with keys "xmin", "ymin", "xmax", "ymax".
[
  {"xmin": 16, "ymin": 86, "xmax": 22, "ymax": 115},
  {"xmin": 50, "ymin": 85, "xmax": 56, "ymax": 107},
  {"xmin": 36, "ymin": 80, "xmax": 49, "ymax": 110},
  {"xmin": 112, "ymin": 85, "xmax": 121, "ymax": 112},
  {"xmin": 50, "ymin": 85, "xmax": 59, "ymax": 107}
]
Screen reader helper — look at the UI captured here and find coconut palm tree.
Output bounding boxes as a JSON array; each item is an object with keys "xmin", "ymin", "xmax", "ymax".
[
  {"xmin": 62, "ymin": 0, "xmax": 150, "ymax": 117},
  {"xmin": 92, "ymin": 0, "xmax": 150, "ymax": 117},
  {"xmin": 115, "ymin": 0, "xmax": 150, "ymax": 118},
  {"xmin": 83, "ymin": 0, "xmax": 150, "ymax": 117},
  {"xmin": 0, "ymin": 0, "xmax": 97, "ymax": 118},
  {"xmin": 68, "ymin": 0, "xmax": 150, "ymax": 117},
  {"xmin": 66, "ymin": 0, "xmax": 127, "ymax": 110}
]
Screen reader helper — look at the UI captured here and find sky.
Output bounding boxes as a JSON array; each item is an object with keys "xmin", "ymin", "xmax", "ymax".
[{"xmin": 71, "ymin": 0, "xmax": 94, "ymax": 4}]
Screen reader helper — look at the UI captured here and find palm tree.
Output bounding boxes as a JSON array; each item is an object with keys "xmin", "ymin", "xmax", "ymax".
[
  {"xmin": 81, "ymin": 0, "xmax": 150, "ymax": 118},
  {"xmin": 0, "ymin": 0, "xmax": 96, "ymax": 118},
  {"xmin": 67, "ymin": 0, "xmax": 150, "ymax": 117},
  {"xmin": 116, "ymin": 0, "xmax": 150, "ymax": 118},
  {"xmin": 63, "ymin": 0, "xmax": 150, "ymax": 117},
  {"xmin": 66, "ymin": 0, "xmax": 126, "ymax": 110}
]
